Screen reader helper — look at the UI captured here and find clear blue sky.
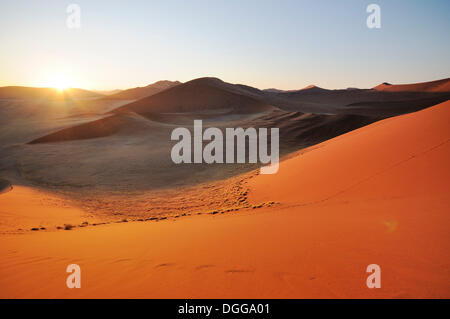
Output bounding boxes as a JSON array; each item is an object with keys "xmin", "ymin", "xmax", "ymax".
[{"xmin": 1, "ymin": 0, "xmax": 449, "ymax": 90}]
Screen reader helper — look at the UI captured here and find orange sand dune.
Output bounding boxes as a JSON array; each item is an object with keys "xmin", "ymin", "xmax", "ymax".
[
  {"xmin": 373, "ymin": 78, "xmax": 450, "ymax": 92},
  {"xmin": 0, "ymin": 101, "xmax": 449, "ymax": 298},
  {"xmin": 249, "ymin": 100, "xmax": 450, "ymax": 205},
  {"xmin": 0, "ymin": 186, "xmax": 98, "ymax": 233}
]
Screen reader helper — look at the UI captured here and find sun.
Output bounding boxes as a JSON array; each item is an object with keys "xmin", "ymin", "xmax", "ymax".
[
  {"xmin": 48, "ymin": 78, "xmax": 71, "ymax": 91},
  {"xmin": 54, "ymin": 83, "xmax": 69, "ymax": 92},
  {"xmin": 38, "ymin": 73, "xmax": 74, "ymax": 91}
]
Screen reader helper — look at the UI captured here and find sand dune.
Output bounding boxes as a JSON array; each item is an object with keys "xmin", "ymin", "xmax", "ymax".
[
  {"xmin": 265, "ymin": 84, "xmax": 450, "ymax": 115},
  {"xmin": 240, "ymin": 110, "xmax": 378, "ymax": 152},
  {"xmin": 0, "ymin": 100, "xmax": 448, "ymax": 298},
  {"xmin": 263, "ymin": 85, "xmax": 325, "ymax": 94},
  {"xmin": 250, "ymin": 80, "xmax": 448, "ymax": 117},
  {"xmin": 103, "ymin": 80, "xmax": 181, "ymax": 100},
  {"xmin": 114, "ymin": 77, "xmax": 275, "ymax": 115},
  {"xmin": 0, "ymin": 185, "xmax": 98, "ymax": 233},
  {"xmin": 27, "ymin": 114, "xmax": 146, "ymax": 144},
  {"xmin": 342, "ymin": 95, "xmax": 450, "ymax": 117},
  {"xmin": 373, "ymin": 78, "xmax": 450, "ymax": 92},
  {"xmin": 248, "ymin": 100, "xmax": 450, "ymax": 205}
]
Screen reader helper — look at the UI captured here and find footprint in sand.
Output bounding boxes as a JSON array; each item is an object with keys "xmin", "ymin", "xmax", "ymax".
[
  {"xmin": 225, "ymin": 269, "xmax": 254, "ymax": 274},
  {"xmin": 195, "ymin": 264, "xmax": 215, "ymax": 270},
  {"xmin": 155, "ymin": 262, "xmax": 175, "ymax": 268}
]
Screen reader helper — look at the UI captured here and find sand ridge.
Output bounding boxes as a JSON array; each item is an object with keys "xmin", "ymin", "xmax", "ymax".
[
  {"xmin": 373, "ymin": 78, "xmax": 450, "ymax": 92},
  {"xmin": 102, "ymin": 80, "xmax": 181, "ymax": 100}
]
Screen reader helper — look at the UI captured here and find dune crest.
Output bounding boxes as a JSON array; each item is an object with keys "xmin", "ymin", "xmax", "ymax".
[
  {"xmin": 373, "ymin": 78, "xmax": 450, "ymax": 92},
  {"xmin": 103, "ymin": 80, "xmax": 181, "ymax": 100}
]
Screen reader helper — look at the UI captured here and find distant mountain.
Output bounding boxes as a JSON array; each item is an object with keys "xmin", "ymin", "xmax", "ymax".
[
  {"xmin": 0, "ymin": 86, "xmax": 103, "ymax": 100},
  {"xmin": 373, "ymin": 78, "xmax": 450, "ymax": 92},
  {"xmin": 104, "ymin": 80, "xmax": 181, "ymax": 100}
]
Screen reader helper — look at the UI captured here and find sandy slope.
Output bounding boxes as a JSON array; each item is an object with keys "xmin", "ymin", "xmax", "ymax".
[
  {"xmin": 0, "ymin": 100, "xmax": 448, "ymax": 298},
  {"xmin": 0, "ymin": 185, "xmax": 97, "ymax": 233},
  {"xmin": 114, "ymin": 77, "xmax": 275, "ymax": 115},
  {"xmin": 373, "ymin": 78, "xmax": 450, "ymax": 92},
  {"xmin": 103, "ymin": 80, "xmax": 181, "ymax": 100},
  {"xmin": 248, "ymin": 100, "xmax": 450, "ymax": 205}
]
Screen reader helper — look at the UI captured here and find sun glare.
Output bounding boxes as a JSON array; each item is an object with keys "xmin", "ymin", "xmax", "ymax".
[
  {"xmin": 49, "ymin": 78, "xmax": 70, "ymax": 92},
  {"xmin": 39, "ymin": 74, "xmax": 74, "ymax": 92},
  {"xmin": 54, "ymin": 83, "xmax": 68, "ymax": 92}
]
